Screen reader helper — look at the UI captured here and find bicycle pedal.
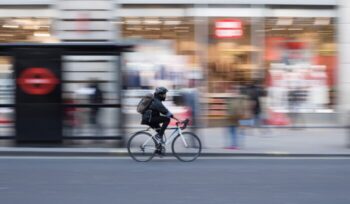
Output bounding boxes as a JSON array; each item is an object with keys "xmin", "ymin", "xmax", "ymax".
[
  {"xmin": 154, "ymin": 150, "xmax": 163, "ymax": 157},
  {"xmin": 155, "ymin": 146, "xmax": 166, "ymax": 157}
]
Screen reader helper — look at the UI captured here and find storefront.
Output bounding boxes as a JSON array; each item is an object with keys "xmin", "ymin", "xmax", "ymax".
[
  {"xmin": 0, "ymin": 15, "xmax": 55, "ymax": 137},
  {"xmin": 205, "ymin": 15, "xmax": 336, "ymax": 125},
  {"xmin": 121, "ymin": 16, "xmax": 198, "ymax": 90},
  {"xmin": 118, "ymin": 5, "xmax": 337, "ymax": 126},
  {"xmin": 264, "ymin": 17, "xmax": 336, "ymax": 125},
  {"xmin": 119, "ymin": 14, "xmax": 201, "ymax": 127},
  {"xmin": 0, "ymin": 18, "xmax": 53, "ymax": 43},
  {"xmin": 0, "ymin": 2, "xmax": 339, "ymax": 128}
]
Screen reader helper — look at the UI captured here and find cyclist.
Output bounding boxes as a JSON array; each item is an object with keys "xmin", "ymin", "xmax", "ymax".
[{"xmin": 144, "ymin": 87, "xmax": 179, "ymax": 145}]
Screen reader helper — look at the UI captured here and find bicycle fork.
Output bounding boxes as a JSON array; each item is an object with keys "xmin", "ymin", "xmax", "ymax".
[{"xmin": 178, "ymin": 128, "xmax": 189, "ymax": 148}]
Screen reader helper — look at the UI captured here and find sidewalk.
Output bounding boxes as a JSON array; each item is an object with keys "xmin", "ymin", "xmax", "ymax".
[
  {"xmin": 198, "ymin": 127, "xmax": 350, "ymax": 155},
  {"xmin": 0, "ymin": 127, "xmax": 350, "ymax": 157}
]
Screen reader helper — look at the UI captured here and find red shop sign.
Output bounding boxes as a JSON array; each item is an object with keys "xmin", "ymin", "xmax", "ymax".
[
  {"xmin": 215, "ymin": 19, "xmax": 243, "ymax": 38},
  {"xmin": 17, "ymin": 67, "xmax": 59, "ymax": 95}
]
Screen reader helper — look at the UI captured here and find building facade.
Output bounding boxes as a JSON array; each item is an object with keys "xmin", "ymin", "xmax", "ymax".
[{"xmin": 0, "ymin": 0, "xmax": 343, "ymax": 130}]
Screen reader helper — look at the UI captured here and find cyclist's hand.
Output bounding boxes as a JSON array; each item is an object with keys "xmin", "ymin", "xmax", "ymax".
[{"xmin": 173, "ymin": 117, "xmax": 180, "ymax": 122}]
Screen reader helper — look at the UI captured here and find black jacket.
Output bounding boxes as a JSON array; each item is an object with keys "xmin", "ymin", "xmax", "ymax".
[
  {"xmin": 148, "ymin": 97, "xmax": 173, "ymax": 118},
  {"xmin": 243, "ymin": 84, "xmax": 263, "ymax": 115}
]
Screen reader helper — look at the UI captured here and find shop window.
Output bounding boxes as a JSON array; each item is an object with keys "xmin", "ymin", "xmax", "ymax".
[
  {"xmin": 62, "ymin": 56, "xmax": 121, "ymax": 137},
  {"xmin": 120, "ymin": 16, "xmax": 201, "ymax": 127},
  {"xmin": 0, "ymin": 56, "xmax": 15, "ymax": 137},
  {"xmin": 0, "ymin": 18, "xmax": 55, "ymax": 43},
  {"xmin": 264, "ymin": 17, "xmax": 336, "ymax": 113}
]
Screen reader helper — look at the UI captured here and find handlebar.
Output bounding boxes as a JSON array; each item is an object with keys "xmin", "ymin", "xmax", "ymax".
[{"xmin": 176, "ymin": 119, "xmax": 190, "ymax": 130}]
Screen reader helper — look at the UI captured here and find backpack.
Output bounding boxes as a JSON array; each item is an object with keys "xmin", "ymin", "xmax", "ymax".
[
  {"xmin": 227, "ymin": 96, "xmax": 251, "ymax": 122},
  {"xmin": 137, "ymin": 93, "xmax": 154, "ymax": 114}
]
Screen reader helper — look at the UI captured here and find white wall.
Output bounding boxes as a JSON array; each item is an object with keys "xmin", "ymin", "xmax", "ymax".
[
  {"xmin": 0, "ymin": 0, "xmax": 337, "ymax": 5},
  {"xmin": 338, "ymin": 0, "xmax": 350, "ymax": 124}
]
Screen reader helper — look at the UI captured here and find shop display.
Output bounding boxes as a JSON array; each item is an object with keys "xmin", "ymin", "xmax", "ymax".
[
  {"xmin": 266, "ymin": 36, "xmax": 334, "ymax": 113},
  {"xmin": 122, "ymin": 42, "xmax": 201, "ymax": 126},
  {"xmin": 267, "ymin": 64, "xmax": 329, "ymax": 112},
  {"xmin": 121, "ymin": 14, "xmax": 336, "ymax": 125}
]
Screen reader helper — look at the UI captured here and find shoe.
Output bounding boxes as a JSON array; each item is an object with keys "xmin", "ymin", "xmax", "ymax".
[
  {"xmin": 155, "ymin": 143, "xmax": 164, "ymax": 157},
  {"xmin": 224, "ymin": 146, "xmax": 239, "ymax": 150},
  {"xmin": 154, "ymin": 149, "xmax": 161, "ymax": 155}
]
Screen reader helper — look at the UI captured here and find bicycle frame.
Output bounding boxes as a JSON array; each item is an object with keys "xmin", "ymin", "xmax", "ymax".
[{"xmin": 141, "ymin": 125, "xmax": 189, "ymax": 149}]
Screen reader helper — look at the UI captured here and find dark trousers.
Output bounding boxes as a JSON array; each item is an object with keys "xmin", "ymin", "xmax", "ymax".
[
  {"xmin": 149, "ymin": 116, "xmax": 170, "ymax": 138},
  {"xmin": 229, "ymin": 126, "xmax": 238, "ymax": 147}
]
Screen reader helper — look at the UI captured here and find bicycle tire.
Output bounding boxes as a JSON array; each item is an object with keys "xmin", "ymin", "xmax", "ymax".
[
  {"xmin": 172, "ymin": 132, "xmax": 202, "ymax": 162},
  {"xmin": 127, "ymin": 131, "xmax": 156, "ymax": 162}
]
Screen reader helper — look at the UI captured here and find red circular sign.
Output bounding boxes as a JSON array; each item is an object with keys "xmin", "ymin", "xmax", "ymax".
[{"xmin": 17, "ymin": 67, "xmax": 59, "ymax": 95}]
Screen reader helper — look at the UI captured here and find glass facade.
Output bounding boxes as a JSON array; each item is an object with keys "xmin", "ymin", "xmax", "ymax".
[
  {"xmin": 0, "ymin": 5, "xmax": 338, "ymax": 128},
  {"xmin": 119, "ymin": 6, "xmax": 337, "ymax": 126}
]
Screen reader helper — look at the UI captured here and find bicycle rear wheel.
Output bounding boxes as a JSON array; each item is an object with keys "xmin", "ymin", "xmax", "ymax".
[
  {"xmin": 127, "ymin": 132, "xmax": 156, "ymax": 162},
  {"xmin": 172, "ymin": 132, "xmax": 201, "ymax": 162}
]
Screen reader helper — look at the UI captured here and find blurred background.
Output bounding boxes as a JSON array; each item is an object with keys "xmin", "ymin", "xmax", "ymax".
[{"xmin": 0, "ymin": 0, "xmax": 347, "ymax": 149}]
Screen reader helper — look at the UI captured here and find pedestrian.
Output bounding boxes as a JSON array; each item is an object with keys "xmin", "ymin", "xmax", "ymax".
[
  {"xmin": 243, "ymin": 80, "xmax": 265, "ymax": 127},
  {"xmin": 63, "ymin": 96, "xmax": 78, "ymax": 136},
  {"xmin": 179, "ymin": 87, "xmax": 200, "ymax": 128},
  {"xmin": 226, "ymin": 94, "xmax": 250, "ymax": 149},
  {"xmin": 88, "ymin": 79, "xmax": 104, "ymax": 135}
]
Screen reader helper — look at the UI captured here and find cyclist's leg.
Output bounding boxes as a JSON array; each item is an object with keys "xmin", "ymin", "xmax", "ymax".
[
  {"xmin": 151, "ymin": 116, "xmax": 170, "ymax": 139},
  {"xmin": 150, "ymin": 116, "xmax": 170, "ymax": 155},
  {"xmin": 149, "ymin": 122, "xmax": 160, "ymax": 132}
]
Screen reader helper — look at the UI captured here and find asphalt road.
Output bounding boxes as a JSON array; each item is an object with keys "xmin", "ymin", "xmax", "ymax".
[{"xmin": 1, "ymin": 157, "xmax": 350, "ymax": 204}]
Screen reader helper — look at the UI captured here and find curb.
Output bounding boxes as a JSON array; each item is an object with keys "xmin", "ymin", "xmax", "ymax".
[{"xmin": 1, "ymin": 150, "xmax": 350, "ymax": 157}]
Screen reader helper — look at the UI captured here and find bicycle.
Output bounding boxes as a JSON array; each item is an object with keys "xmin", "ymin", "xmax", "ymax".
[{"xmin": 127, "ymin": 119, "xmax": 202, "ymax": 162}]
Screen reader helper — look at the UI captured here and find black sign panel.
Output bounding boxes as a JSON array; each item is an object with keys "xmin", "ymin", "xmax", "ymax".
[{"xmin": 15, "ymin": 48, "xmax": 62, "ymax": 143}]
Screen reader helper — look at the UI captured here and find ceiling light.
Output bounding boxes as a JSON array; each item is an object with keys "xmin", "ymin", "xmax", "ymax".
[
  {"xmin": 256, "ymin": 29, "xmax": 269, "ymax": 32},
  {"xmin": 174, "ymin": 26, "xmax": 189, "ymax": 30},
  {"xmin": 271, "ymin": 28, "xmax": 286, "ymax": 31},
  {"xmin": 12, "ymin": 19, "xmax": 32, "ymax": 25},
  {"xmin": 288, "ymin": 28, "xmax": 303, "ymax": 31},
  {"xmin": 314, "ymin": 18, "xmax": 330, "ymax": 25},
  {"xmin": 145, "ymin": 27, "xmax": 160, "ymax": 31},
  {"xmin": 34, "ymin": 32, "xmax": 51, "ymax": 37},
  {"xmin": 143, "ymin": 19, "xmax": 161, "ymax": 25},
  {"xmin": 125, "ymin": 20, "xmax": 141, "ymax": 25},
  {"xmin": 23, "ymin": 25, "xmax": 40, "ymax": 30},
  {"xmin": 2, "ymin": 24, "xmax": 19, "ymax": 28},
  {"xmin": 164, "ymin": 20, "xmax": 181, "ymax": 25},
  {"xmin": 126, "ymin": 27, "xmax": 142, "ymax": 31},
  {"xmin": 276, "ymin": 18, "xmax": 293, "ymax": 26}
]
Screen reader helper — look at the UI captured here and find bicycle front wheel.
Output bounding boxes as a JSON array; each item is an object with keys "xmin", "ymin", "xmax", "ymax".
[
  {"xmin": 127, "ymin": 131, "xmax": 156, "ymax": 162},
  {"xmin": 172, "ymin": 132, "xmax": 202, "ymax": 162}
]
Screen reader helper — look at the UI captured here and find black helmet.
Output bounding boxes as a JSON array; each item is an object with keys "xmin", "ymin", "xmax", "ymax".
[{"xmin": 154, "ymin": 87, "xmax": 168, "ymax": 101}]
